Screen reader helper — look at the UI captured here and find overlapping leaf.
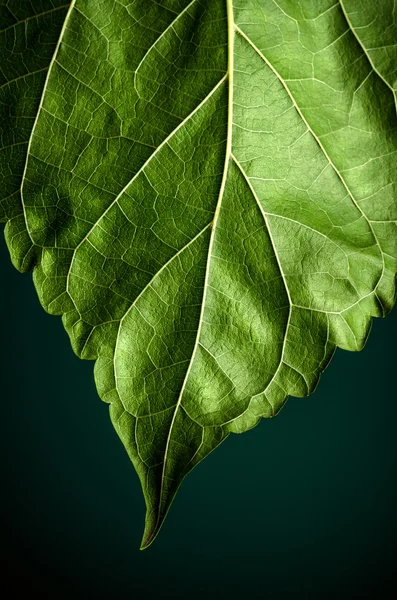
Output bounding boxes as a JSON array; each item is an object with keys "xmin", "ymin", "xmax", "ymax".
[{"xmin": 1, "ymin": 0, "xmax": 396, "ymax": 548}]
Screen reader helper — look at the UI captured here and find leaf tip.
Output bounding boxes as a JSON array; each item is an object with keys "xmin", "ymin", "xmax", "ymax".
[
  {"xmin": 139, "ymin": 514, "xmax": 164, "ymax": 551},
  {"xmin": 139, "ymin": 480, "xmax": 181, "ymax": 549}
]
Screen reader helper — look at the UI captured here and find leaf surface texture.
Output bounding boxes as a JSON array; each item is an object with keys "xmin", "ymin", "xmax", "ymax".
[{"xmin": 1, "ymin": 0, "xmax": 396, "ymax": 547}]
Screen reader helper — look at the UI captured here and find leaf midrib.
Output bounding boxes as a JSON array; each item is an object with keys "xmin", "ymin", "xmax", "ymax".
[{"xmin": 147, "ymin": 0, "xmax": 236, "ymax": 544}]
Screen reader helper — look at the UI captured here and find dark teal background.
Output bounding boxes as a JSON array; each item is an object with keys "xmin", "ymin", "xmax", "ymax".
[{"xmin": 1, "ymin": 232, "xmax": 396, "ymax": 598}]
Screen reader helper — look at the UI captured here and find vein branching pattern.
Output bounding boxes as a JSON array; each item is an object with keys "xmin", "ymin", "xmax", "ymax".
[{"xmin": 0, "ymin": 0, "xmax": 396, "ymax": 548}]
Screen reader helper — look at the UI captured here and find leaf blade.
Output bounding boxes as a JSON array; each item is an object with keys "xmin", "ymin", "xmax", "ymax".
[{"xmin": 1, "ymin": 0, "xmax": 396, "ymax": 548}]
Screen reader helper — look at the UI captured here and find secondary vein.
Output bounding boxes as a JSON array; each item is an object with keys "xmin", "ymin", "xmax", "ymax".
[
  {"xmin": 234, "ymin": 23, "xmax": 385, "ymax": 295},
  {"xmin": 20, "ymin": 0, "xmax": 76, "ymax": 248}
]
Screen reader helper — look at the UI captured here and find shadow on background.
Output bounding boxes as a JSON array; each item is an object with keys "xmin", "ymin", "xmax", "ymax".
[{"xmin": 1, "ymin": 232, "xmax": 396, "ymax": 599}]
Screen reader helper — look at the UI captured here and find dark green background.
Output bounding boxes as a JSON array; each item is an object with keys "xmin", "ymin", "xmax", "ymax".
[{"xmin": 1, "ymin": 232, "xmax": 396, "ymax": 599}]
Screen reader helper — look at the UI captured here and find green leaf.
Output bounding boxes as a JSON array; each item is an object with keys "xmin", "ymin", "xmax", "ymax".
[{"xmin": 1, "ymin": 0, "xmax": 396, "ymax": 549}]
